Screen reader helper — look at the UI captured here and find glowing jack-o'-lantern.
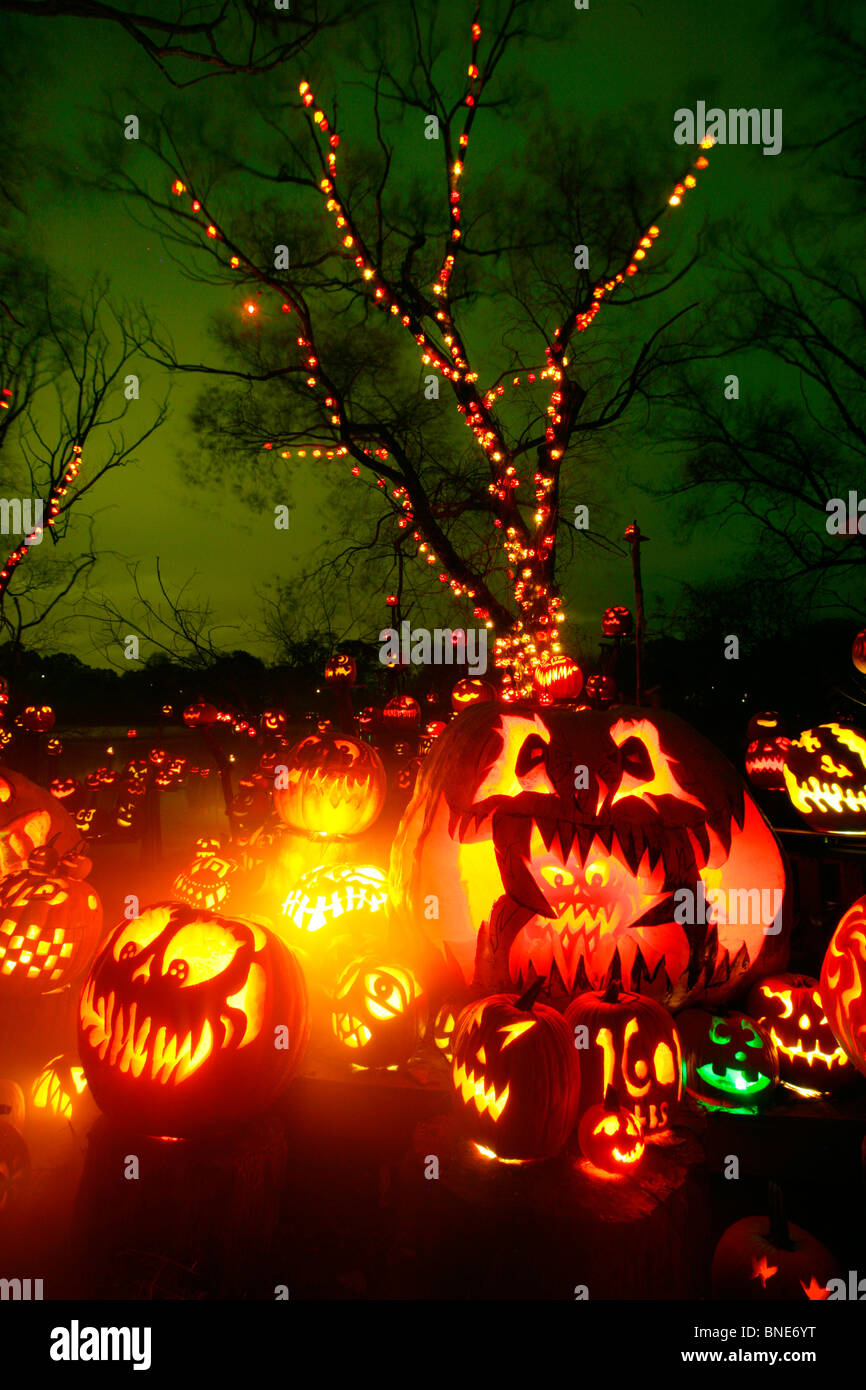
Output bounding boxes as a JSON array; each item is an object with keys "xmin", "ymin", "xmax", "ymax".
[
  {"xmin": 820, "ymin": 895, "xmax": 866, "ymax": 1077},
  {"xmin": 0, "ymin": 1079, "xmax": 25, "ymax": 1129},
  {"xmin": 31, "ymin": 1052, "xmax": 89, "ymax": 1120},
  {"xmin": 584, "ymin": 674, "xmax": 618, "ymax": 709},
  {"xmin": 331, "ymin": 957, "xmax": 424, "ymax": 1068},
  {"xmin": 678, "ymin": 1009, "xmax": 778, "ymax": 1113},
  {"xmin": 601, "ymin": 606, "xmax": 633, "ymax": 638},
  {"xmin": 0, "ymin": 766, "xmax": 80, "ymax": 876},
  {"xmin": 565, "ymin": 980, "xmax": 681, "ymax": 1134},
  {"xmin": 79, "ymin": 903, "xmax": 310, "ymax": 1136},
  {"xmin": 324, "ymin": 654, "xmax": 357, "ymax": 686},
  {"xmin": 49, "ymin": 777, "xmax": 83, "ymax": 806},
  {"xmin": 783, "ymin": 722, "xmax": 866, "ymax": 833},
  {"xmin": 0, "ymin": 1121, "xmax": 29, "ymax": 1212},
  {"xmin": 852, "ymin": 628, "xmax": 866, "ymax": 675},
  {"xmin": 450, "ymin": 980, "xmax": 581, "ymax": 1160},
  {"xmin": 382, "ymin": 695, "xmax": 421, "ymax": 726},
  {"xmin": 451, "ymin": 678, "xmax": 496, "ymax": 711},
  {"xmin": 744, "ymin": 712, "xmax": 790, "ymax": 792},
  {"xmin": 712, "ymin": 1184, "xmax": 841, "ymax": 1301},
  {"xmin": 183, "ymin": 700, "xmax": 219, "ymax": 729},
  {"xmin": 281, "ymin": 864, "xmax": 388, "ymax": 978},
  {"xmin": 746, "ymin": 973, "xmax": 850, "ymax": 1094},
  {"xmin": 22, "ymin": 704, "xmax": 55, "ymax": 733},
  {"xmin": 533, "ymin": 657, "xmax": 583, "ymax": 701},
  {"xmin": 260, "ymin": 707, "xmax": 288, "ymax": 736},
  {"xmin": 275, "ymin": 734, "xmax": 386, "ymax": 837},
  {"xmin": 0, "ymin": 848, "xmax": 102, "ymax": 995},
  {"xmin": 578, "ymin": 1086, "xmax": 645, "ymax": 1173},
  {"xmin": 173, "ymin": 838, "xmax": 238, "ymax": 911},
  {"xmin": 390, "ymin": 705, "xmax": 789, "ymax": 1010}
]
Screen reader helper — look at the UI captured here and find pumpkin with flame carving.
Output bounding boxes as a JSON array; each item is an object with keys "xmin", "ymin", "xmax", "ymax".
[
  {"xmin": 390, "ymin": 705, "xmax": 789, "ymax": 1010},
  {"xmin": 746, "ymin": 973, "xmax": 850, "ymax": 1094},
  {"xmin": 274, "ymin": 733, "xmax": 385, "ymax": 837},
  {"xmin": 783, "ymin": 723, "xmax": 866, "ymax": 833},
  {"xmin": 78, "ymin": 903, "xmax": 310, "ymax": 1136}
]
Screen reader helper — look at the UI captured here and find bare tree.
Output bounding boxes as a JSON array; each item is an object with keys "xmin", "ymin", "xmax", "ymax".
[{"xmin": 99, "ymin": 0, "xmax": 714, "ymax": 692}]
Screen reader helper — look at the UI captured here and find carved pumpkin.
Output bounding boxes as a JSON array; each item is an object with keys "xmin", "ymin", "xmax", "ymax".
[
  {"xmin": 324, "ymin": 654, "xmax": 357, "ymax": 686},
  {"xmin": 0, "ymin": 766, "xmax": 79, "ymax": 876},
  {"xmin": 258, "ymin": 707, "xmax": 287, "ymax": 736},
  {"xmin": 852, "ymin": 627, "xmax": 866, "ymax": 675},
  {"xmin": 584, "ymin": 674, "xmax": 618, "ymax": 709},
  {"xmin": 382, "ymin": 695, "xmax": 421, "ymax": 726},
  {"xmin": 31, "ymin": 1052, "xmax": 89, "ymax": 1120},
  {"xmin": 601, "ymin": 606, "xmax": 633, "ymax": 638},
  {"xmin": 0, "ymin": 848, "xmax": 102, "ymax": 995},
  {"xmin": 451, "ymin": 678, "xmax": 496, "ymax": 710},
  {"xmin": 49, "ymin": 777, "xmax": 83, "ymax": 806},
  {"xmin": 744, "ymin": 712, "xmax": 790, "ymax": 791},
  {"xmin": 432, "ymin": 1001, "xmax": 461, "ymax": 1063},
  {"xmin": 678, "ymin": 1008, "xmax": 778, "ymax": 1113},
  {"xmin": 712, "ymin": 1184, "xmax": 841, "ymax": 1301},
  {"xmin": 390, "ymin": 705, "xmax": 789, "ymax": 1010},
  {"xmin": 22, "ymin": 704, "xmax": 55, "ymax": 733},
  {"xmin": 578, "ymin": 1086, "xmax": 645, "ymax": 1173},
  {"xmin": 274, "ymin": 734, "xmax": 385, "ymax": 837},
  {"xmin": 230, "ymin": 778, "xmax": 271, "ymax": 832},
  {"xmin": 746, "ymin": 973, "xmax": 850, "ymax": 1094},
  {"xmin": 420, "ymin": 720, "xmax": 447, "ymax": 756},
  {"xmin": 173, "ymin": 839, "xmax": 238, "ymax": 911},
  {"xmin": 0, "ymin": 676, "xmax": 8, "ymax": 710},
  {"xmin": 79, "ymin": 903, "xmax": 310, "ymax": 1136},
  {"xmin": 46, "ymin": 737, "xmax": 62, "ymax": 757},
  {"xmin": 565, "ymin": 980, "xmax": 681, "ymax": 1134},
  {"xmin": 331, "ymin": 957, "xmax": 424, "ymax": 1068},
  {"xmin": 280, "ymin": 863, "xmax": 388, "ymax": 979},
  {"xmin": 783, "ymin": 722, "xmax": 866, "ymax": 833},
  {"xmin": 820, "ymin": 895, "xmax": 866, "ymax": 1077},
  {"xmin": 533, "ymin": 656, "xmax": 583, "ymax": 701},
  {"xmin": 0, "ymin": 1121, "xmax": 29, "ymax": 1212},
  {"xmin": 450, "ymin": 980, "xmax": 581, "ymax": 1160},
  {"xmin": 183, "ymin": 700, "xmax": 219, "ymax": 729},
  {"xmin": 0, "ymin": 1079, "xmax": 25, "ymax": 1129}
]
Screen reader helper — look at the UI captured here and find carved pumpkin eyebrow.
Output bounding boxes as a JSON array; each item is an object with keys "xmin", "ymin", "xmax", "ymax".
[{"xmin": 498, "ymin": 1019, "xmax": 536, "ymax": 1048}]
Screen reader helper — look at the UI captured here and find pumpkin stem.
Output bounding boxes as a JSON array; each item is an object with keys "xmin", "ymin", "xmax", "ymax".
[
  {"xmin": 601, "ymin": 977, "xmax": 621, "ymax": 1004},
  {"xmin": 603, "ymin": 1086, "xmax": 621, "ymax": 1112},
  {"xmin": 768, "ymin": 1181, "xmax": 793, "ymax": 1250},
  {"xmin": 516, "ymin": 977, "xmax": 544, "ymax": 1012}
]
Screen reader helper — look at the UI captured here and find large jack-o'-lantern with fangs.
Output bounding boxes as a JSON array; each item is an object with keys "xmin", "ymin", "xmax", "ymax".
[
  {"xmin": 78, "ymin": 903, "xmax": 310, "ymax": 1135},
  {"xmin": 390, "ymin": 705, "xmax": 789, "ymax": 1010}
]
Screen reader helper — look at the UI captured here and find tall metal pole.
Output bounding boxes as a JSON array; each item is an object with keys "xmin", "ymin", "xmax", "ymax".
[{"xmin": 625, "ymin": 521, "xmax": 649, "ymax": 707}]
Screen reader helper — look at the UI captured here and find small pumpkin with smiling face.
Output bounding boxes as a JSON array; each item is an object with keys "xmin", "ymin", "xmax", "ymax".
[
  {"xmin": 678, "ymin": 1008, "xmax": 778, "ymax": 1114},
  {"xmin": 746, "ymin": 972, "xmax": 850, "ymax": 1094},
  {"xmin": 78, "ymin": 903, "xmax": 310, "ymax": 1136},
  {"xmin": 578, "ymin": 1085, "xmax": 645, "ymax": 1173},
  {"xmin": 450, "ymin": 979, "xmax": 581, "ymax": 1160}
]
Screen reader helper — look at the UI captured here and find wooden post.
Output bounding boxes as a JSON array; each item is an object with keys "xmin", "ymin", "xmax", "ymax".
[{"xmin": 625, "ymin": 521, "xmax": 649, "ymax": 707}]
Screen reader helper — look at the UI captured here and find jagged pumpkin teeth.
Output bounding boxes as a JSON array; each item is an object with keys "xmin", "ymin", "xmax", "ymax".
[
  {"xmin": 390, "ymin": 705, "xmax": 788, "ymax": 1010},
  {"xmin": 78, "ymin": 902, "xmax": 310, "ymax": 1136}
]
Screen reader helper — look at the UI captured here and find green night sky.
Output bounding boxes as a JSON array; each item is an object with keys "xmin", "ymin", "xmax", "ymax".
[{"xmin": 0, "ymin": 0, "xmax": 851, "ymax": 668}]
